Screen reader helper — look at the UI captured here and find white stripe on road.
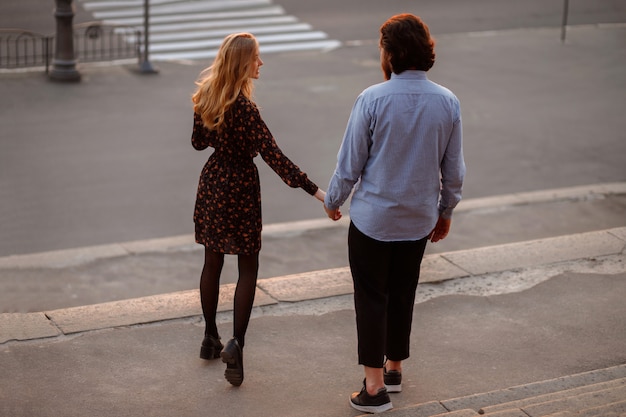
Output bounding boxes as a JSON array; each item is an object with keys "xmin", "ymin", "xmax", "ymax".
[
  {"xmin": 150, "ymin": 39, "xmax": 341, "ymax": 61},
  {"xmin": 81, "ymin": 0, "xmax": 184, "ymax": 11},
  {"xmin": 91, "ymin": 0, "xmax": 272, "ymax": 19},
  {"xmin": 149, "ymin": 23, "xmax": 312, "ymax": 42},
  {"xmin": 149, "ymin": 31, "xmax": 329, "ymax": 53},
  {"xmin": 134, "ymin": 16, "xmax": 299, "ymax": 33},
  {"xmin": 98, "ymin": 6, "xmax": 286, "ymax": 26},
  {"xmin": 79, "ymin": 0, "xmax": 342, "ymax": 61}
]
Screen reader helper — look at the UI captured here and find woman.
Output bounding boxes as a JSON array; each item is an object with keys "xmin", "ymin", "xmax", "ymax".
[{"xmin": 191, "ymin": 33, "xmax": 325, "ymax": 386}]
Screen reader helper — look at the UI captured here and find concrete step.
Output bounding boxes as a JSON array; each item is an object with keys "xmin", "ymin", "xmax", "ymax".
[
  {"xmin": 2, "ymin": 183, "xmax": 624, "ymax": 313},
  {"xmin": 544, "ymin": 399, "xmax": 626, "ymax": 416},
  {"xmin": 365, "ymin": 364, "xmax": 626, "ymax": 417},
  {"xmin": 480, "ymin": 378, "xmax": 626, "ymax": 414},
  {"xmin": 431, "ymin": 410, "xmax": 481, "ymax": 417},
  {"xmin": 582, "ymin": 399, "xmax": 626, "ymax": 416}
]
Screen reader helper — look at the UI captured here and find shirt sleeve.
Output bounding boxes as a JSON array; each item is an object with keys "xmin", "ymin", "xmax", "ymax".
[
  {"xmin": 438, "ymin": 112, "xmax": 466, "ymax": 219},
  {"xmin": 191, "ymin": 112, "xmax": 217, "ymax": 151},
  {"xmin": 325, "ymin": 94, "xmax": 371, "ymax": 210},
  {"xmin": 246, "ymin": 103, "xmax": 318, "ymax": 196}
]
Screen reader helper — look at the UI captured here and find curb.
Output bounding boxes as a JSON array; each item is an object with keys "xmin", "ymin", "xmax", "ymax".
[
  {"xmin": 1, "ymin": 182, "xmax": 624, "ymax": 270},
  {"xmin": 373, "ymin": 364, "xmax": 626, "ymax": 417},
  {"xmin": 1, "ymin": 226, "xmax": 624, "ymax": 345}
]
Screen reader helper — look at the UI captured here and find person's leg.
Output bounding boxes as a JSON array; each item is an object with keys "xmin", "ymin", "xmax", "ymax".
[
  {"xmin": 232, "ymin": 252, "xmax": 259, "ymax": 348},
  {"xmin": 199, "ymin": 248, "xmax": 224, "ymax": 339},
  {"xmin": 382, "ymin": 237, "xmax": 428, "ymax": 393},
  {"xmin": 221, "ymin": 251, "xmax": 259, "ymax": 386},
  {"xmin": 363, "ymin": 366, "xmax": 385, "ymax": 394},
  {"xmin": 349, "ymin": 222, "xmax": 390, "ymax": 370},
  {"xmin": 348, "ymin": 222, "xmax": 390, "ymax": 390},
  {"xmin": 386, "ymin": 237, "xmax": 427, "ymax": 363},
  {"xmin": 199, "ymin": 249, "xmax": 225, "ymax": 360}
]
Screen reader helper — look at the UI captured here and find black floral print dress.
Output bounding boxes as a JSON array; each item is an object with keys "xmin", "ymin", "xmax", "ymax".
[{"xmin": 192, "ymin": 94, "xmax": 318, "ymax": 255}]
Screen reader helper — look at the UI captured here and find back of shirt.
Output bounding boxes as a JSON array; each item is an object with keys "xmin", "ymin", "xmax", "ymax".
[{"xmin": 326, "ymin": 70, "xmax": 465, "ymax": 241}]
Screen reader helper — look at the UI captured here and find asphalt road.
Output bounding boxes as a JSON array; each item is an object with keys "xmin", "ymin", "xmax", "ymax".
[{"xmin": 1, "ymin": 0, "xmax": 625, "ymax": 256}]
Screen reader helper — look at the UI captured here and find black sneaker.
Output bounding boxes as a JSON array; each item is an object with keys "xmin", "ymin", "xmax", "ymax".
[
  {"xmin": 384, "ymin": 368, "xmax": 402, "ymax": 393},
  {"xmin": 349, "ymin": 380, "xmax": 392, "ymax": 413},
  {"xmin": 199, "ymin": 335, "xmax": 223, "ymax": 360}
]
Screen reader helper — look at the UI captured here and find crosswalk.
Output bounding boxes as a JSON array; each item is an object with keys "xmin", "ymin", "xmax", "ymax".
[{"xmin": 77, "ymin": 0, "xmax": 342, "ymax": 61}]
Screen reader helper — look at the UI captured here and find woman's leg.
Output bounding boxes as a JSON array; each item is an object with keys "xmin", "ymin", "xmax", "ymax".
[
  {"xmin": 232, "ymin": 252, "xmax": 260, "ymax": 348},
  {"xmin": 199, "ymin": 248, "xmax": 224, "ymax": 338}
]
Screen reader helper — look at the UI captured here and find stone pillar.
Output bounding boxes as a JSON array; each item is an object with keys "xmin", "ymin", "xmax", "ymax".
[{"xmin": 49, "ymin": 0, "xmax": 81, "ymax": 82}]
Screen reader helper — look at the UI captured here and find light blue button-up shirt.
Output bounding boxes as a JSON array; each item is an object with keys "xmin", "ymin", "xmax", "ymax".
[{"xmin": 325, "ymin": 70, "xmax": 465, "ymax": 241}]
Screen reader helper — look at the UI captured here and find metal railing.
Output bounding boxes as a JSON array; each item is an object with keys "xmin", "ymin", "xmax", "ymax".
[
  {"xmin": 0, "ymin": 29, "xmax": 52, "ymax": 70},
  {"xmin": 0, "ymin": 22, "xmax": 141, "ymax": 72},
  {"xmin": 73, "ymin": 22, "xmax": 141, "ymax": 65}
]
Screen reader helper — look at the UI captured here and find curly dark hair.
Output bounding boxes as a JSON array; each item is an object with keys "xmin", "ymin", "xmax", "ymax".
[{"xmin": 380, "ymin": 14, "xmax": 436, "ymax": 74}]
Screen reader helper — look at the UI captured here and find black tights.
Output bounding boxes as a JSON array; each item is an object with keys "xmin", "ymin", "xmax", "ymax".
[{"xmin": 199, "ymin": 248, "xmax": 259, "ymax": 348}]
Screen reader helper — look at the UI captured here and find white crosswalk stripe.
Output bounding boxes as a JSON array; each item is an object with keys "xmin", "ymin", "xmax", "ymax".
[{"xmin": 76, "ymin": 0, "xmax": 341, "ymax": 61}]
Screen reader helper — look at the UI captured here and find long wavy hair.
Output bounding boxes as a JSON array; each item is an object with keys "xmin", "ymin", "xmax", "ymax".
[{"xmin": 192, "ymin": 33, "xmax": 258, "ymax": 132}]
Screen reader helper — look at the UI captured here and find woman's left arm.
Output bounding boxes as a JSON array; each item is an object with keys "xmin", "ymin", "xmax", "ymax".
[{"xmin": 249, "ymin": 105, "xmax": 319, "ymax": 196}]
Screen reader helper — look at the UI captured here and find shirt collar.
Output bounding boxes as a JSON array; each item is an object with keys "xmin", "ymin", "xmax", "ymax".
[{"xmin": 391, "ymin": 70, "xmax": 428, "ymax": 80}]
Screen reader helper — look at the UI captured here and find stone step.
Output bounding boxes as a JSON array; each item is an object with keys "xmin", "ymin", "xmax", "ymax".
[
  {"xmin": 544, "ymin": 399, "xmax": 626, "ymax": 416},
  {"xmin": 431, "ymin": 410, "xmax": 480, "ymax": 417},
  {"xmin": 362, "ymin": 364, "xmax": 626, "ymax": 417},
  {"xmin": 519, "ymin": 385, "xmax": 626, "ymax": 416},
  {"xmin": 480, "ymin": 377, "xmax": 626, "ymax": 414},
  {"xmin": 440, "ymin": 364, "xmax": 626, "ymax": 412}
]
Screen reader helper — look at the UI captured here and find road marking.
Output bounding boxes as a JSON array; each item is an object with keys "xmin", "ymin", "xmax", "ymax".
[{"xmin": 76, "ymin": 0, "xmax": 341, "ymax": 61}]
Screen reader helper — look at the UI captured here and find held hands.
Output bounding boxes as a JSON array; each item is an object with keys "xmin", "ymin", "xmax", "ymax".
[
  {"xmin": 324, "ymin": 205, "xmax": 342, "ymax": 221},
  {"xmin": 317, "ymin": 189, "xmax": 446, "ymax": 231},
  {"xmin": 316, "ymin": 189, "xmax": 448, "ymax": 231},
  {"xmin": 429, "ymin": 216, "xmax": 451, "ymax": 242},
  {"xmin": 314, "ymin": 188, "xmax": 342, "ymax": 221}
]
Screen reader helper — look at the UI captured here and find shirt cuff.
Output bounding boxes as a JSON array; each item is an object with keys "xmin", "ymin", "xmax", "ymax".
[{"xmin": 439, "ymin": 206, "xmax": 455, "ymax": 219}]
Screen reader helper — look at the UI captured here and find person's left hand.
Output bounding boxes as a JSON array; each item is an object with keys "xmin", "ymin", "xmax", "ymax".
[
  {"xmin": 324, "ymin": 205, "xmax": 342, "ymax": 221},
  {"xmin": 429, "ymin": 216, "xmax": 451, "ymax": 242}
]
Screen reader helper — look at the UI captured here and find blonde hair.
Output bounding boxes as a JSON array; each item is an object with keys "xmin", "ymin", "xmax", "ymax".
[{"xmin": 192, "ymin": 33, "xmax": 258, "ymax": 132}]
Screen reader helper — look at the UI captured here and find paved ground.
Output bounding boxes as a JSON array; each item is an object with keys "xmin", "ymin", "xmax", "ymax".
[
  {"xmin": 1, "ymin": 184, "xmax": 625, "ymax": 416},
  {"xmin": 1, "ymin": 16, "xmax": 625, "ymax": 417},
  {"xmin": 1, "ymin": 224, "xmax": 625, "ymax": 416},
  {"xmin": 1, "ymin": 183, "xmax": 625, "ymax": 313},
  {"xmin": 1, "ymin": 23, "xmax": 625, "ymax": 256}
]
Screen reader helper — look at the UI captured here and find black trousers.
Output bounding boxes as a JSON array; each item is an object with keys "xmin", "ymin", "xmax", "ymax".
[{"xmin": 348, "ymin": 221, "xmax": 428, "ymax": 368}]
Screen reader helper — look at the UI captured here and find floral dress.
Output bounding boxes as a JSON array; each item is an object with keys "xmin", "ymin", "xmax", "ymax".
[{"xmin": 192, "ymin": 94, "xmax": 318, "ymax": 255}]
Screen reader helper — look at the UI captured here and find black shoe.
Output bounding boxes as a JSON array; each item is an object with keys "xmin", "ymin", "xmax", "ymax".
[
  {"xmin": 349, "ymin": 379, "xmax": 392, "ymax": 413},
  {"xmin": 220, "ymin": 338, "xmax": 243, "ymax": 386},
  {"xmin": 384, "ymin": 367, "xmax": 402, "ymax": 393},
  {"xmin": 199, "ymin": 335, "xmax": 223, "ymax": 360}
]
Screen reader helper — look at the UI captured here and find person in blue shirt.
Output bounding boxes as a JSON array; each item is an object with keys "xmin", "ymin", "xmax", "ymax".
[{"xmin": 323, "ymin": 13, "xmax": 466, "ymax": 413}]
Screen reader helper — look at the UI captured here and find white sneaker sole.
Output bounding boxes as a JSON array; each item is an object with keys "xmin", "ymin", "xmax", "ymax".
[
  {"xmin": 349, "ymin": 399, "xmax": 393, "ymax": 414},
  {"xmin": 385, "ymin": 383, "xmax": 402, "ymax": 393}
]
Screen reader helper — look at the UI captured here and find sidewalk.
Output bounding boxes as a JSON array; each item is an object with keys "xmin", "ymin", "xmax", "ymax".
[
  {"xmin": 1, "ymin": 222, "xmax": 625, "ymax": 416},
  {"xmin": 2, "ymin": 24, "xmax": 626, "ymax": 258},
  {"xmin": 1, "ymin": 182, "xmax": 625, "ymax": 313},
  {"xmin": 1, "ymin": 20, "xmax": 625, "ymax": 415}
]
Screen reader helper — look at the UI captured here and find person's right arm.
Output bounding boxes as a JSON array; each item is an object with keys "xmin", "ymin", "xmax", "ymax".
[{"xmin": 324, "ymin": 94, "xmax": 370, "ymax": 217}]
